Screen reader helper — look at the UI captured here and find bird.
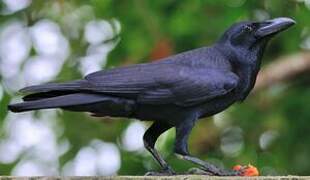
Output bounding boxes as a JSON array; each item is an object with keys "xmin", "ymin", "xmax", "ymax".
[{"xmin": 8, "ymin": 17, "xmax": 295, "ymax": 176}]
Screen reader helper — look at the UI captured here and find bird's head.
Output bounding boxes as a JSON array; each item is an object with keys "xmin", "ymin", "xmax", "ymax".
[{"xmin": 218, "ymin": 17, "xmax": 295, "ymax": 50}]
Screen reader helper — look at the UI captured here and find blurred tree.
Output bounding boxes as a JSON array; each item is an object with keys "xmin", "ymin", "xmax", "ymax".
[{"xmin": 0, "ymin": 0, "xmax": 309, "ymax": 176}]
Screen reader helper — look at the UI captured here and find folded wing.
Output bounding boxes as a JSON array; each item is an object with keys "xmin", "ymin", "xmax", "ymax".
[{"xmin": 85, "ymin": 62, "xmax": 239, "ymax": 107}]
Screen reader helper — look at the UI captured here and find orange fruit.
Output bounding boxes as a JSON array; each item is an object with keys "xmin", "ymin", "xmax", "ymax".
[{"xmin": 233, "ymin": 164, "xmax": 259, "ymax": 176}]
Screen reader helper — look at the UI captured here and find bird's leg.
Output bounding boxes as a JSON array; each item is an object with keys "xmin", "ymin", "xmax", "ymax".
[
  {"xmin": 143, "ymin": 122, "xmax": 175, "ymax": 176},
  {"xmin": 174, "ymin": 120, "xmax": 241, "ymax": 176}
]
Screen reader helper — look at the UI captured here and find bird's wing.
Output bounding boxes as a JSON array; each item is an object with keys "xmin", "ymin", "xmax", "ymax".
[
  {"xmin": 137, "ymin": 68, "xmax": 239, "ymax": 106},
  {"xmin": 85, "ymin": 62, "xmax": 239, "ymax": 107},
  {"xmin": 84, "ymin": 62, "xmax": 176, "ymax": 96}
]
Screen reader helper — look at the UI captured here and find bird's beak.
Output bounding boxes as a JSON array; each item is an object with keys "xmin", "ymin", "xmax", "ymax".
[{"xmin": 255, "ymin": 17, "xmax": 296, "ymax": 38}]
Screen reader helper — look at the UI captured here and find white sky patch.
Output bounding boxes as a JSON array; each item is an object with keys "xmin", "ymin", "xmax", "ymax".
[
  {"xmin": 63, "ymin": 5, "xmax": 95, "ymax": 39},
  {"xmin": 0, "ymin": 21, "xmax": 31, "ymax": 79},
  {"xmin": 25, "ymin": 19, "xmax": 69, "ymax": 86},
  {"xmin": 12, "ymin": 160, "xmax": 45, "ymax": 176},
  {"xmin": 79, "ymin": 43, "xmax": 116, "ymax": 75},
  {"xmin": 297, "ymin": 0, "xmax": 310, "ymax": 9},
  {"xmin": 57, "ymin": 139, "xmax": 71, "ymax": 157},
  {"xmin": 1, "ymin": 75, "xmax": 26, "ymax": 92},
  {"xmin": 0, "ymin": 20, "xmax": 69, "ymax": 90},
  {"xmin": 11, "ymin": 159, "xmax": 58, "ymax": 176},
  {"xmin": 259, "ymin": 130, "xmax": 279, "ymax": 150},
  {"xmin": 62, "ymin": 160, "xmax": 75, "ymax": 176},
  {"xmin": 91, "ymin": 140, "xmax": 121, "ymax": 175},
  {"xmin": 220, "ymin": 126, "xmax": 244, "ymax": 157},
  {"xmin": 301, "ymin": 36, "xmax": 310, "ymax": 50},
  {"xmin": 2, "ymin": 0, "xmax": 31, "ymax": 14},
  {"xmin": 84, "ymin": 20, "xmax": 115, "ymax": 45},
  {"xmin": 0, "ymin": 139, "xmax": 22, "ymax": 164},
  {"xmin": 23, "ymin": 55, "xmax": 64, "ymax": 85},
  {"xmin": 79, "ymin": 19, "xmax": 120, "ymax": 75},
  {"xmin": 306, "ymin": 0, "xmax": 310, "ymax": 9},
  {"xmin": 213, "ymin": 112, "xmax": 231, "ymax": 128},
  {"xmin": 72, "ymin": 147, "xmax": 98, "ymax": 175},
  {"xmin": 253, "ymin": 9, "xmax": 270, "ymax": 21},
  {"xmin": 112, "ymin": 19, "xmax": 121, "ymax": 36},
  {"xmin": 0, "ymin": 84, "xmax": 3, "ymax": 101},
  {"xmin": 79, "ymin": 53, "xmax": 104, "ymax": 75},
  {"xmin": 62, "ymin": 140, "xmax": 121, "ymax": 176},
  {"xmin": 30, "ymin": 19, "xmax": 70, "ymax": 58},
  {"xmin": 122, "ymin": 121, "xmax": 146, "ymax": 152},
  {"xmin": 4, "ymin": 113, "xmax": 54, "ymax": 149},
  {"xmin": 0, "ymin": 111, "xmax": 63, "ymax": 175}
]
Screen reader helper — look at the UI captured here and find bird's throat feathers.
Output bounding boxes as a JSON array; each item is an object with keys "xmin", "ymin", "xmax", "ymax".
[
  {"xmin": 214, "ymin": 40, "xmax": 268, "ymax": 101},
  {"xmin": 214, "ymin": 39, "xmax": 267, "ymax": 68}
]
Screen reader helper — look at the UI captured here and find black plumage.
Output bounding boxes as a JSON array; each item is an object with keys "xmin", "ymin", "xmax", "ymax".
[{"xmin": 8, "ymin": 17, "xmax": 295, "ymax": 176}]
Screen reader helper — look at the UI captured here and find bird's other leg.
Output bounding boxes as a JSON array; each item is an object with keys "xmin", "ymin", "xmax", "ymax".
[
  {"xmin": 143, "ymin": 122, "xmax": 175, "ymax": 176},
  {"xmin": 174, "ymin": 119, "xmax": 241, "ymax": 176}
]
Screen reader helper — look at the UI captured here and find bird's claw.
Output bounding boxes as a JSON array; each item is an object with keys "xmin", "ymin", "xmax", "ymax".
[
  {"xmin": 204, "ymin": 167, "xmax": 244, "ymax": 176},
  {"xmin": 215, "ymin": 169, "xmax": 244, "ymax": 176},
  {"xmin": 186, "ymin": 167, "xmax": 213, "ymax": 175},
  {"xmin": 187, "ymin": 167, "xmax": 243, "ymax": 176},
  {"xmin": 145, "ymin": 167, "xmax": 176, "ymax": 176}
]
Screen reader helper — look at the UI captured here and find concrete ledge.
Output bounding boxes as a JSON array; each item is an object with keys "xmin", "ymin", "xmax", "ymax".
[{"xmin": 0, "ymin": 176, "xmax": 309, "ymax": 180}]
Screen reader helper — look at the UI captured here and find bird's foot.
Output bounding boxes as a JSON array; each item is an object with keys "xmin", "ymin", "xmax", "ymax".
[
  {"xmin": 176, "ymin": 154, "xmax": 243, "ymax": 176},
  {"xmin": 145, "ymin": 166, "xmax": 176, "ymax": 176},
  {"xmin": 186, "ymin": 167, "xmax": 213, "ymax": 175},
  {"xmin": 186, "ymin": 167, "xmax": 242, "ymax": 176}
]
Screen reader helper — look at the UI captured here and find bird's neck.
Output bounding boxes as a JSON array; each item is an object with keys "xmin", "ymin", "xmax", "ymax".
[
  {"xmin": 214, "ymin": 42, "xmax": 267, "ymax": 100},
  {"xmin": 214, "ymin": 42, "xmax": 266, "ymax": 66}
]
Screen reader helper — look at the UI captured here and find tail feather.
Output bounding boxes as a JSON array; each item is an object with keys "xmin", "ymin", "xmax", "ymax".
[
  {"xmin": 23, "ymin": 91, "xmax": 76, "ymax": 101},
  {"xmin": 20, "ymin": 80, "xmax": 88, "ymax": 94},
  {"xmin": 8, "ymin": 93, "xmax": 108, "ymax": 112}
]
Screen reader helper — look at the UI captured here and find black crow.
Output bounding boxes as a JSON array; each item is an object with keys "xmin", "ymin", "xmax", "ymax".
[{"xmin": 8, "ymin": 17, "xmax": 295, "ymax": 176}]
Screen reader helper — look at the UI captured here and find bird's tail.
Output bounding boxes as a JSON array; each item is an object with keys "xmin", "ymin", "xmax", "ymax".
[
  {"xmin": 8, "ymin": 93, "xmax": 109, "ymax": 112},
  {"xmin": 8, "ymin": 80, "xmax": 98, "ymax": 112},
  {"xmin": 20, "ymin": 80, "xmax": 86, "ymax": 93}
]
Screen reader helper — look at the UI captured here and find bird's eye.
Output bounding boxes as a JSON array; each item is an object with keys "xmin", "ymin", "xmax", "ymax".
[{"xmin": 244, "ymin": 25, "xmax": 253, "ymax": 32}]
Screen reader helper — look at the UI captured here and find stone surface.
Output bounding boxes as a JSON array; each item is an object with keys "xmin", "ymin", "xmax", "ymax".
[{"xmin": 0, "ymin": 176, "xmax": 309, "ymax": 180}]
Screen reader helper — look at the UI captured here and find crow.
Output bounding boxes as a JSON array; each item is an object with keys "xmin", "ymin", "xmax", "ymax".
[{"xmin": 8, "ymin": 17, "xmax": 295, "ymax": 176}]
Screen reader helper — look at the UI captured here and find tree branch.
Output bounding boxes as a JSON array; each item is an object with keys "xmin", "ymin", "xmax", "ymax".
[{"xmin": 253, "ymin": 52, "xmax": 310, "ymax": 92}]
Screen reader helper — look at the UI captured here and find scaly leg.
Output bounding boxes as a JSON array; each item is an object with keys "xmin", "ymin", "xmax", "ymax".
[
  {"xmin": 143, "ymin": 122, "xmax": 175, "ymax": 175},
  {"xmin": 174, "ymin": 119, "xmax": 241, "ymax": 176}
]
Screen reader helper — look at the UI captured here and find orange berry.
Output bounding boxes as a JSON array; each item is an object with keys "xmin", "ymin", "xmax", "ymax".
[
  {"xmin": 232, "ymin": 164, "xmax": 259, "ymax": 176},
  {"xmin": 233, "ymin": 165, "xmax": 242, "ymax": 171}
]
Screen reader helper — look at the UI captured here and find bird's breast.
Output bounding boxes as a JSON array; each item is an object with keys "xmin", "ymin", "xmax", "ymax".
[
  {"xmin": 234, "ymin": 65, "xmax": 260, "ymax": 101},
  {"xmin": 198, "ymin": 93, "xmax": 237, "ymax": 118}
]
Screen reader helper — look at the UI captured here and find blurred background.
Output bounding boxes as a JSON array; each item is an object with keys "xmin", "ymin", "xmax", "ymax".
[{"xmin": 0, "ymin": 0, "xmax": 310, "ymax": 176}]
